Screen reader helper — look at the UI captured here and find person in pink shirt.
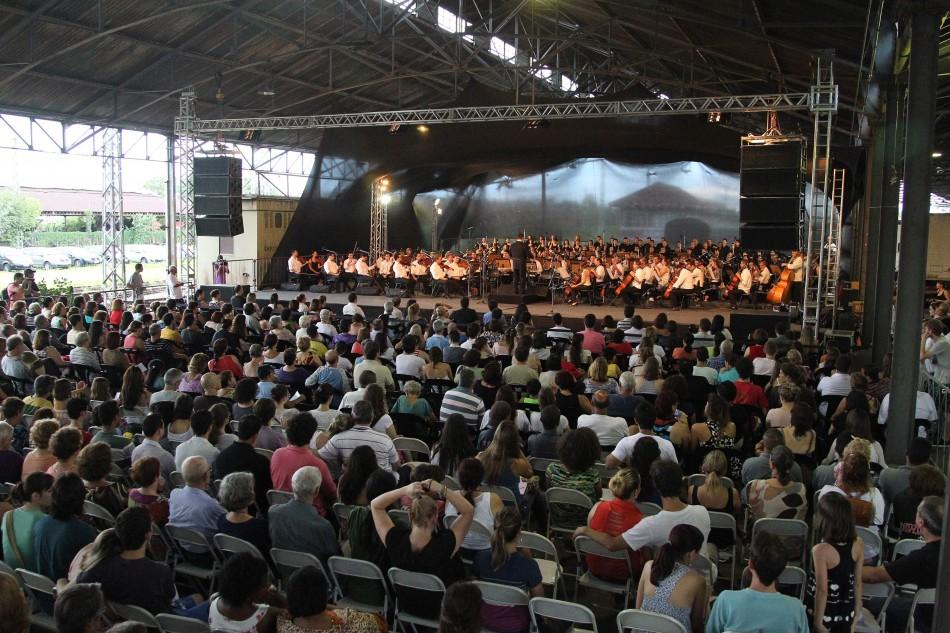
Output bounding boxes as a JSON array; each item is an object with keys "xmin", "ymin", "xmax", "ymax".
[
  {"xmin": 6, "ymin": 273, "xmax": 24, "ymax": 303},
  {"xmin": 269, "ymin": 412, "xmax": 336, "ymax": 517},
  {"xmin": 580, "ymin": 314, "xmax": 606, "ymax": 356}
]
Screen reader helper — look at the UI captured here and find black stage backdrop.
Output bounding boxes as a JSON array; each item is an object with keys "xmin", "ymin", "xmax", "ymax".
[{"xmin": 274, "ymin": 80, "xmax": 862, "ymax": 261}]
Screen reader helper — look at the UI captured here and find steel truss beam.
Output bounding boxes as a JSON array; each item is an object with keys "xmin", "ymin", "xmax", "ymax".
[
  {"xmin": 101, "ymin": 127, "xmax": 125, "ymax": 295},
  {"xmin": 174, "ymin": 90, "xmax": 198, "ymax": 298},
  {"xmin": 181, "ymin": 92, "xmax": 812, "ymax": 133}
]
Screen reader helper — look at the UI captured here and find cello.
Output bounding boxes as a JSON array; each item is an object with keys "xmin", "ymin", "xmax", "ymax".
[{"xmin": 767, "ymin": 266, "xmax": 793, "ymax": 305}]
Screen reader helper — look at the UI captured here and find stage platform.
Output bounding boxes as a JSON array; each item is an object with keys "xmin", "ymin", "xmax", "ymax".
[{"xmin": 270, "ymin": 286, "xmax": 789, "ymax": 334}]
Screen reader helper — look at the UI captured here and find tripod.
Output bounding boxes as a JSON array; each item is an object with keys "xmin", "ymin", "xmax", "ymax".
[{"xmin": 546, "ymin": 272, "xmax": 562, "ymax": 315}]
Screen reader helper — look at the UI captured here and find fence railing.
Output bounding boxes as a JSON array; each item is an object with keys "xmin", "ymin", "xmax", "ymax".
[
  {"xmin": 210, "ymin": 257, "xmax": 289, "ymax": 291},
  {"xmin": 919, "ymin": 372, "xmax": 950, "ymax": 474}
]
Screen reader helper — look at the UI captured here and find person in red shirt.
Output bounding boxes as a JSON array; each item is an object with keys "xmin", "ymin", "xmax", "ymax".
[
  {"xmin": 743, "ymin": 328, "xmax": 769, "ymax": 361},
  {"xmin": 607, "ymin": 330, "xmax": 633, "ymax": 356},
  {"xmin": 108, "ymin": 298, "xmax": 125, "ymax": 328},
  {"xmin": 732, "ymin": 357, "xmax": 769, "ymax": 411},
  {"xmin": 586, "ymin": 468, "xmax": 646, "ymax": 581},
  {"xmin": 270, "ymin": 413, "xmax": 337, "ymax": 517},
  {"xmin": 581, "ymin": 314, "xmax": 605, "ymax": 356}
]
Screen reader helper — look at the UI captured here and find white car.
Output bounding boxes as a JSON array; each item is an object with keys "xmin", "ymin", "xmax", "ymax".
[
  {"xmin": 23, "ymin": 247, "xmax": 71, "ymax": 270},
  {"xmin": 61, "ymin": 247, "xmax": 102, "ymax": 267},
  {"xmin": 0, "ymin": 247, "xmax": 33, "ymax": 272},
  {"xmin": 124, "ymin": 244, "xmax": 166, "ymax": 264}
]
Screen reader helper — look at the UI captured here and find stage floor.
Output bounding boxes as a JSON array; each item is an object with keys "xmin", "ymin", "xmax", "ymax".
[{"xmin": 272, "ymin": 287, "xmax": 779, "ymax": 326}]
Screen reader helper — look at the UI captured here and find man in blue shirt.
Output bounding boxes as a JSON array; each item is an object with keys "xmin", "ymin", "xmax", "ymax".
[
  {"xmin": 167, "ymin": 455, "xmax": 225, "ymax": 552},
  {"xmin": 425, "ymin": 319, "xmax": 449, "ymax": 353},
  {"xmin": 706, "ymin": 531, "xmax": 809, "ymax": 633},
  {"xmin": 255, "ymin": 364, "xmax": 277, "ymax": 399},
  {"xmin": 268, "ymin": 465, "xmax": 340, "ymax": 564}
]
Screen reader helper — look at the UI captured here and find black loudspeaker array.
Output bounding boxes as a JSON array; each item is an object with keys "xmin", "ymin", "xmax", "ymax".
[
  {"xmin": 194, "ymin": 157, "xmax": 244, "ymax": 236},
  {"xmin": 738, "ymin": 140, "xmax": 803, "ymax": 250}
]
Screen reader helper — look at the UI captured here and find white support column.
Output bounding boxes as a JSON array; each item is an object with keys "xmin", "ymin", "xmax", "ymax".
[{"xmin": 101, "ymin": 127, "xmax": 125, "ymax": 295}]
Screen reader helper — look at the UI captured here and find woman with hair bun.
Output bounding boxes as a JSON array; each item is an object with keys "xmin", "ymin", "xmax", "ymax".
[
  {"xmin": 473, "ymin": 506, "xmax": 542, "ymax": 633},
  {"xmin": 445, "ymin": 457, "xmax": 502, "ymax": 559},
  {"xmin": 636, "ymin": 524, "xmax": 708, "ymax": 633},
  {"xmin": 1, "ymin": 472, "xmax": 53, "ymax": 571},
  {"xmin": 585, "ymin": 469, "xmax": 646, "ymax": 582}
]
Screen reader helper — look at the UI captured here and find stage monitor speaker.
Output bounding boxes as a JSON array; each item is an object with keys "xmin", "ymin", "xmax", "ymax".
[
  {"xmin": 740, "ymin": 224, "xmax": 798, "ymax": 250},
  {"xmin": 195, "ymin": 195, "xmax": 242, "ymax": 216},
  {"xmin": 728, "ymin": 313, "xmax": 790, "ymax": 346},
  {"xmin": 739, "ymin": 168, "xmax": 802, "ymax": 197},
  {"xmin": 739, "ymin": 197, "xmax": 800, "ymax": 224},
  {"xmin": 196, "ymin": 215, "xmax": 244, "ymax": 236},
  {"xmin": 741, "ymin": 142, "xmax": 803, "ymax": 170}
]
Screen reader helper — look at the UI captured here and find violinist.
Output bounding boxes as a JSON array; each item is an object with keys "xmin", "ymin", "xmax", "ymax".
[
  {"xmin": 323, "ymin": 253, "xmax": 343, "ymax": 292},
  {"xmin": 411, "ymin": 252, "xmax": 431, "ymax": 294},
  {"xmin": 755, "ymin": 260, "xmax": 772, "ymax": 293},
  {"xmin": 566, "ymin": 265, "xmax": 593, "ymax": 306},
  {"xmin": 341, "ymin": 252, "xmax": 358, "ymax": 291},
  {"xmin": 670, "ymin": 260, "xmax": 695, "ymax": 310},
  {"xmin": 302, "ymin": 252, "xmax": 323, "ymax": 287},
  {"xmin": 691, "ymin": 258, "xmax": 706, "ymax": 290},
  {"xmin": 356, "ymin": 253, "xmax": 386, "ymax": 295},
  {"xmin": 393, "ymin": 254, "xmax": 415, "ymax": 297},
  {"xmin": 607, "ymin": 256, "xmax": 625, "ymax": 284}
]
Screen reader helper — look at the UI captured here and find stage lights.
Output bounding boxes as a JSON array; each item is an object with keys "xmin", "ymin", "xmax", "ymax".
[
  {"xmin": 933, "ymin": 151, "xmax": 943, "ymax": 158},
  {"xmin": 417, "ymin": 124, "xmax": 430, "ymax": 133},
  {"xmin": 380, "ymin": 193, "xmax": 392, "ymax": 205},
  {"xmin": 708, "ymin": 111, "xmax": 722, "ymax": 123}
]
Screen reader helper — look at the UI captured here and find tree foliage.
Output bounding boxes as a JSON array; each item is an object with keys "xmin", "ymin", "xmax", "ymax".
[{"xmin": 0, "ymin": 190, "xmax": 41, "ymax": 246}]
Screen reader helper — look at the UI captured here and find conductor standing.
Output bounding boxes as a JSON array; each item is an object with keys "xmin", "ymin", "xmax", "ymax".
[{"xmin": 509, "ymin": 234, "xmax": 529, "ymax": 294}]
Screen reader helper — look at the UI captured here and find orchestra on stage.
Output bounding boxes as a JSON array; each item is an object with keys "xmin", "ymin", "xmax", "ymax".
[{"xmin": 285, "ymin": 233, "xmax": 807, "ymax": 310}]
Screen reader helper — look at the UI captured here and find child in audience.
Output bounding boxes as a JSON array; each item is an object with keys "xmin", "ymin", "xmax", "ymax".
[{"xmin": 806, "ymin": 493, "xmax": 863, "ymax": 633}]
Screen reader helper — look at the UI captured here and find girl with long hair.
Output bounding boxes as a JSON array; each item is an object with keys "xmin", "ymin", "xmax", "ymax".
[
  {"xmin": 363, "ymin": 383, "xmax": 396, "ymax": 439},
  {"xmin": 806, "ymin": 493, "xmax": 863, "ymax": 633},
  {"xmin": 477, "ymin": 420, "xmax": 532, "ymax": 507},
  {"xmin": 687, "ymin": 450, "xmax": 740, "ymax": 548},
  {"xmin": 636, "ymin": 524, "xmax": 707, "ymax": 633},
  {"xmin": 338, "ymin": 445, "xmax": 379, "ymax": 506},
  {"xmin": 119, "ymin": 366, "xmax": 149, "ymax": 412},
  {"xmin": 438, "ymin": 583, "xmax": 482, "ymax": 633},
  {"xmin": 431, "ymin": 413, "xmax": 475, "ymax": 476}
]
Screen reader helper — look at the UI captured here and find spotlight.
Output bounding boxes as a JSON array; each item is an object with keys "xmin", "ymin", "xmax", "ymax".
[
  {"xmin": 933, "ymin": 151, "xmax": 943, "ymax": 158},
  {"xmin": 417, "ymin": 124, "xmax": 430, "ymax": 133},
  {"xmin": 257, "ymin": 83, "xmax": 276, "ymax": 96},
  {"xmin": 708, "ymin": 111, "xmax": 722, "ymax": 123},
  {"xmin": 379, "ymin": 178, "xmax": 391, "ymax": 188},
  {"xmin": 389, "ymin": 124, "xmax": 402, "ymax": 133},
  {"xmin": 434, "ymin": 198, "xmax": 441, "ymax": 206},
  {"xmin": 380, "ymin": 193, "xmax": 392, "ymax": 205},
  {"xmin": 523, "ymin": 119, "xmax": 550, "ymax": 130}
]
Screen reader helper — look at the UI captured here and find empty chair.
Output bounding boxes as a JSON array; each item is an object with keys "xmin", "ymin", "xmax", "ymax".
[
  {"xmin": 518, "ymin": 530, "xmax": 563, "ymax": 599},
  {"xmin": 16, "ymin": 568, "xmax": 58, "ymax": 627},
  {"xmin": 270, "ymin": 548, "xmax": 332, "ymax": 597},
  {"xmin": 616, "ymin": 609, "xmax": 688, "ymax": 633},
  {"xmin": 266, "ymin": 489, "xmax": 293, "ymax": 507},
  {"xmin": 213, "ymin": 533, "xmax": 266, "ymax": 562},
  {"xmin": 155, "ymin": 614, "xmax": 211, "ymax": 633},
  {"xmin": 392, "ymin": 436, "xmax": 430, "ymax": 462},
  {"xmin": 163, "ymin": 524, "xmax": 223, "ymax": 593},
  {"xmin": 327, "ymin": 556, "xmax": 390, "ymax": 616},
  {"xmin": 708, "ymin": 511, "xmax": 740, "ymax": 587},
  {"xmin": 860, "ymin": 581, "xmax": 895, "ymax": 629},
  {"xmin": 573, "ymin": 535, "xmax": 634, "ymax": 608},
  {"xmin": 529, "ymin": 597, "xmax": 599, "ymax": 633},
  {"xmin": 388, "ymin": 567, "xmax": 446, "ymax": 631},
  {"xmin": 485, "ymin": 484, "xmax": 519, "ymax": 508}
]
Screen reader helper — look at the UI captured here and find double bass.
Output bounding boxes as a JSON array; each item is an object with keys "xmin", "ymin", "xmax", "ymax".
[
  {"xmin": 723, "ymin": 271, "xmax": 741, "ymax": 299},
  {"xmin": 767, "ymin": 266, "xmax": 793, "ymax": 304}
]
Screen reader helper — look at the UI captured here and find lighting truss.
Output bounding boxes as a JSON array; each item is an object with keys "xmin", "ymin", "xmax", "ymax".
[
  {"xmin": 174, "ymin": 89, "xmax": 198, "ymax": 297},
  {"xmin": 101, "ymin": 127, "xmax": 125, "ymax": 295},
  {"xmin": 178, "ymin": 93, "xmax": 814, "ymax": 134}
]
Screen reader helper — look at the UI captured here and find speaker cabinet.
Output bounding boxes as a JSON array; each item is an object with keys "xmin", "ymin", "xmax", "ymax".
[
  {"xmin": 739, "ymin": 224, "xmax": 798, "ymax": 250},
  {"xmin": 739, "ymin": 168, "xmax": 802, "ymax": 197},
  {"xmin": 739, "ymin": 197, "xmax": 800, "ymax": 224},
  {"xmin": 195, "ymin": 195, "xmax": 242, "ymax": 217},
  {"xmin": 196, "ymin": 215, "xmax": 244, "ymax": 237},
  {"xmin": 741, "ymin": 142, "xmax": 803, "ymax": 170},
  {"xmin": 194, "ymin": 157, "xmax": 242, "ymax": 236}
]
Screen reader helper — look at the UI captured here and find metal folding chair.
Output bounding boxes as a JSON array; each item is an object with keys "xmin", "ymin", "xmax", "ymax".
[
  {"xmin": 529, "ymin": 597, "xmax": 599, "ymax": 633},
  {"xmin": 327, "ymin": 556, "xmax": 390, "ymax": 616},
  {"xmin": 616, "ymin": 609, "xmax": 688, "ymax": 633}
]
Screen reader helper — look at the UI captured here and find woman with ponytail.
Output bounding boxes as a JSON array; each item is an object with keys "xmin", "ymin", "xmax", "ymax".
[
  {"xmin": 473, "ymin": 507, "xmax": 543, "ymax": 633},
  {"xmin": 444, "ymin": 458, "xmax": 502, "ymax": 559},
  {"xmin": 1, "ymin": 472, "xmax": 53, "ymax": 571},
  {"xmin": 636, "ymin": 524, "xmax": 707, "ymax": 633},
  {"xmin": 585, "ymin": 469, "xmax": 646, "ymax": 582},
  {"xmin": 747, "ymin": 445, "xmax": 807, "ymax": 521},
  {"xmin": 687, "ymin": 450, "xmax": 740, "ymax": 549}
]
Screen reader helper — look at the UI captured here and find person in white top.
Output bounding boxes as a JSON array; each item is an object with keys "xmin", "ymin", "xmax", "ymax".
[
  {"xmin": 816, "ymin": 356, "xmax": 853, "ymax": 415},
  {"xmin": 395, "ymin": 336, "xmax": 426, "ymax": 379},
  {"xmin": 877, "ymin": 389, "xmax": 938, "ymax": 429},
  {"xmin": 605, "ymin": 404, "xmax": 678, "ymax": 467},
  {"xmin": 752, "ymin": 340, "xmax": 777, "ymax": 376},
  {"xmin": 574, "ymin": 460, "xmax": 710, "ymax": 550},
  {"xmin": 577, "ymin": 390, "xmax": 629, "ymax": 448},
  {"xmin": 323, "ymin": 253, "xmax": 345, "ymax": 292},
  {"xmin": 166, "ymin": 265, "xmax": 184, "ymax": 300},
  {"xmin": 731, "ymin": 260, "xmax": 753, "ymax": 309},
  {"xmin": 670, "ymin": 262, "xmax": 695, "ymax": 310},
  {"xmin": 288, "ymin": 250, "xmax": 304, "ymax": 274},
  {"xmin": 785, "ymin": 249, "xmax": 805, "ymax": 304},
  {"xmin": 341, "ymin": 293, "xmax": 365, "ymax": 318}
]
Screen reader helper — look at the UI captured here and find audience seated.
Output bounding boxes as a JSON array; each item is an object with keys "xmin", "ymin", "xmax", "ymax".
[
  {"xmin": 33, "ymin": 472, "xmax": 98, "ymax": 581},
  {"xmin": 586, "ymin": 468, "xmax": 646, "ymax": 581},
  {"xmin": 54, "ymin": 583, "xmax": 107, "ymax": 633},
  {"xmin": 636, "ymin": 524, "xmax": 707, "ymax": 633},
  {"xmin": 216, "ymin": 471, "xmax": 271, "ymax": 555},
  {"xmin": 208, "ymin": 552, "xmax": 284, "ymax": 633},
  {"xmin": 268, "ymin": 465, "xmax": 340, "ymax": 565},
  {"xmin": 167, "ymin": 456, "xmax": 225, "ymax": 549},
  {"xmin": 446, "ymin": 457, "xmax": 502, "ymax": 557},
  {"xmin": 279, "ymin": 565, "xmax": 385, "ymax": 632},
  {"xmin": 1, "ymin": 471, "xmax": 53, "ymax": 571}
]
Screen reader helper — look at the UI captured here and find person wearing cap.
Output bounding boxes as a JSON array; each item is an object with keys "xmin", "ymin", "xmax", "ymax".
[{"xmin": 22, "ymin": 269, "xmax": 39, "ymax": 299}]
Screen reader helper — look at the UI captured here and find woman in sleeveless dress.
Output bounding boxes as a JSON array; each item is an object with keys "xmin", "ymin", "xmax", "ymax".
[
  {"xmin": 208, "ymin": 552, "xmax": 284, "ymax": 633},
  {"xmin": 806, "ymin": 493, "xmax": 863, "ymax": 633},
  {"xmin": 636, "ymin": 524, "xmax": 708, "ymax": 633},
  {"xmin": 686, "ymin": 450, "xmax": 740, "ymax": 549},
  {"xmin": 444, "ymin": 458, "xmax": 503, "ymax": 559}
]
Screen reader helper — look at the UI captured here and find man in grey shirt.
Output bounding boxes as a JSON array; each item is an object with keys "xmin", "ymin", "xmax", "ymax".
[
  {"xmin": 268, "ymin": 465, "xmax": 340, "ymax": 564},
  {"xmin": 149, "ymin": 369, "xmax": 183, "ymax": 406},
  {"xmin": 877, "ymin": 437, "xmax": 933, "ymax": 506},
  {"xmin": 741, "ymin": 428, "xmax": 803, "ymax": 487},
  {"xmin": 130, "ymin": 413, "xmax": 176, "ymax": 481}
]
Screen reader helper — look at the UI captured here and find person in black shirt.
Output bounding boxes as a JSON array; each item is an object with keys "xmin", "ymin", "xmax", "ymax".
[
  {"xmin": 450, "ymin": 296, "xmax": 477, "ymax": 328},
  {"xmin": 862, "ymin": 495, "xmax": 943, "ymax": 633},
  {"xmin": 509, "ymin": 236, "xmax": 529, "ymax": 294},
  {"xmin": 213, "ymin": 415, "xmax": 273, "ymax": 514}
]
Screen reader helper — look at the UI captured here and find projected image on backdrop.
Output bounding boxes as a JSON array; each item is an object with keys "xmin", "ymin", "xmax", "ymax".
[{"xmin": 413, "ymin": 158, "xmax": 741, "ymax": 250}]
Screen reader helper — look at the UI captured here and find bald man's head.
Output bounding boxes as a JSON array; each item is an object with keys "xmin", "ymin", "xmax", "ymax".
[{"xmin": 182, "ymin": 455, "xmax": 210, "ymax": 487}]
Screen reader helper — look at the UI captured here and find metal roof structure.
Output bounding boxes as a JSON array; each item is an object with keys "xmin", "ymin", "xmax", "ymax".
[{"xmin": 0, "ymin": 0, "xmax": 943, "ymax": 152}]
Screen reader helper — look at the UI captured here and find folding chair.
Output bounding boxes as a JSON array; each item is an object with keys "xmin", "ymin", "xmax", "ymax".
[
  {"xmin": 775, "ymin": 565, "xmax": 808, "ymax": 601},
  {"xmin": 545, "ymin": 487, "xmax": 593, "ymax": 540},
  {"xmin": 83, "ymin": 499, "xmax": 116, "ymax": 529},
  {"xmin": 387, "ymin": 567, "xmax": 446, "ymax": 632},
  {"xmin": 573, "ymin": 535, "xmax": 634, "ymax": 608},
  {"xmin": 518, "ymin": 530, "xmax": 563, "ymax": 599},
  {"xmin": 155, "ymin": 614, "xmax": 211, "ymax": 633},
  {"xmin": 388, "ymin": 508, "xmax": 410, "ymax": 528},
  {"xmin": 616, "ymin": 609, "xmax": 688, "ymax": 633},
  {"xmin": 529, "ymin": 596, "xmax": 599, "ymax": 633},
  {"xmin": 529, "ymin": 457, "xmax": 557, "ymax": 477},
  {"xmin": 270, "ymin": 548, "xmax": 333, "ymax": 596},
  {"xmin": 891, "ymin": 539, "xmax": 924, "ymax": 561},
  {"xmin": 708, "ymin": 511, "xmax": 740, "ymax": 587},
  {"xmin": 752, "ymin": 518, "xmax": 808, "ymax": 568},
  {"xmin": 636, "ymin": 501, "xmax": 662, "ymax": 516},
  {"xmin": 266, "ymin": 489, "xmax": 294, "ymax": 507},
  {"xmin": 687, "ymin": 473, "xmax": 733, "ymax": 489},
  {"xmin": 485, "ymin": 484, "xmax": 519, "ymax": 508},
  {"xmin": 16, "ymin": 568, "xmax": 57, "ymax": 630},
  {"xmin": 163, "ymin": 524, "xmax": 223, "ymax": 594},
  {"xmin": 327, "ymin": 556, "xmax": 390, "ymax": 616},
  {"xmin": 443, "ymin": 515, "xmax": 492, "ymax": 565},
  {"xmin": 393, "ymin": 436, "xmax": 431, "ymax": 462},
  {"xmin": 442, "ymin": 475, "xmax": 460, "ymax": 490},
  {"xmin": 906, "ymin": 588, "xmax": 935, "ymax": 633},
  {"xmin": 472, "ymin": 581, "xmax": 530, "ymax": 633},
  {"xmin": 861, "ymin": 581, "xmax": 895, "ymax": 629},
  {"xmin": 857, "ymin": 525, "xmax": 884, "ymax": 565},
  {"xmin": 213, "ymin": 533, "xmax": 267, "ymax": 563},
  {"xmin": 109, "ymin": 602, "xmax": 161, "ymax": 630},
  {"xmin": 332, "ymin": 502, "xmax": 354, "ymax": 543},
  {"xmin": 254, "ymin": 448, "xmax": 274, "ymax": 460}
]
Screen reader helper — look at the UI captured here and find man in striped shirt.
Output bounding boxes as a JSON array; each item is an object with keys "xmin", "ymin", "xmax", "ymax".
[
  {"xmin": 318, "ymin": 401, "xmax": 400, "ymax": 473},
  {"xmin": 438, "ymin": 367, "xmax": 485, "ymax": 427}
]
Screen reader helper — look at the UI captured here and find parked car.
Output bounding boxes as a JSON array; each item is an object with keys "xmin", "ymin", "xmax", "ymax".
[
  {"xmin": 61, "ymin": 247, "xmax": 102, "ymax": 267},
  {"xmin": 124, "ymin": 244, "xmax": 166, "ymax": 264},
  {"xmin": 0, "ymin": 247, "xmax": 34, "ymax": 272},
  {"xmin": 23, "ymin": 247, "xmax": 71, "ymax": 270}
]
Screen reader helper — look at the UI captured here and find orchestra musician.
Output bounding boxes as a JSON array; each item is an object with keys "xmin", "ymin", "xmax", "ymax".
[
  {"xmin": 301, "ymin": 252, "xmax": 323, "ymax": 287},
  {"xmin": 670, "ymin": 260, "xmax": 695, "ymax": 310},
  {"xmin": 785, "ymin": 248, "xmax": 805, "ymax": 305},
  {"xmin": 755, "ymin": 260, "xmax": 772, "ymax": 296},
  {"xmin": 341, "ymin": 252, "xmax": 358, "ymax": 291},
  {"xmin": 430, "ymin": 255, "xmax": 460, "ymax": 297},
  {"xmin": 730, "ymin": 259, "xmax": 754, "ymax": 309},
  {"xmin": 323, "ymin": 253, "xmax": 342, "ymax": 292},
  {"xmin": 356, "ymin": 253, "xmax": 386, "ymax": 295},
  {"xmin": 393, "ymin": 254, "xmax": 415, "ymax": 297}
]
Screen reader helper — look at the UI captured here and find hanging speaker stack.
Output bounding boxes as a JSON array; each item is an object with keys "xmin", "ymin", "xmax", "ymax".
[
  {"xmin": 738, "ymin": 138, "xmax": 803, "ymax": 250},
  {"xmin": 195, "ymin": 157, "xmax": 244, "ymax": 236}
]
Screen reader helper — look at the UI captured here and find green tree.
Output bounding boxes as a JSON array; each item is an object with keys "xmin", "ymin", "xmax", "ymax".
[
  {"xmin": 142, "ymin": 176, "xmax": 166, "ymax": 197},
  {"xmin": 125, "ymin": 214, "xmax": 157, "ymax": 244},
  {"xmin": 0, "ymin": 190, "xmax": 41, "ymax": 246}
]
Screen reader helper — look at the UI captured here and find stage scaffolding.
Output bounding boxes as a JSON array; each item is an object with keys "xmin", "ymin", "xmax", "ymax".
[
  {"xmin": 174, "ymin": 74, "xmax": 837, "ymax": 324},
  {"xmin": 173, "ymin": 89, "xmax": 198, "ymax": 296},
  {"xmin": 100, "ymin": 127, "xmax": 125, "ymax": 294}
]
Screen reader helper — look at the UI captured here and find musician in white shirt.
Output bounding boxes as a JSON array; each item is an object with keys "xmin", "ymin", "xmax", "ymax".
[
  {"xmin": 670, "ymin": 262, "xmax": 695, "ymax": 310},
  {"xmin": 785, "ymin": 249, "xmax": 805, "ymax": 304},
  {"xmin": 393, "ymin": 257, "xmax": 415, "ymax": 297},
  {"xmin": 356, "ymin": 254, "xmax": 385, "ymax": 295},
  {"xmin": 755, "ymin": 261, "xmax": 772, "ymax": 287},
  {"xmin": 731, "ymin": 260, "xmax": 754, "ymax": 309},
  {"xmin": 288, "ymin": 250, "xmax": 304, "ymax": 274},
  {"xmin": 429, "ymin": 257, "xmax": 458, "ymax": 296}
]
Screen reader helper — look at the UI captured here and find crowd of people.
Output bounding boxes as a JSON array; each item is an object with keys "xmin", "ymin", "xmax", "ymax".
[{"xmin": 0, "ymin": 286, "xmax": 942, "ymax": 633}]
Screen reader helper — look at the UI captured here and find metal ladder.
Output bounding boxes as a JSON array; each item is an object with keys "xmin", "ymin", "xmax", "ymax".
[
  {"xmin": 822, "ymin": 168, "xmax": 846, "ymax": 328},
  {"xmin": 801, "ymin": 56, "xmax": 838, "ymax": 332}
]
